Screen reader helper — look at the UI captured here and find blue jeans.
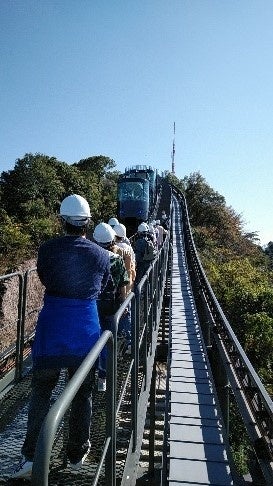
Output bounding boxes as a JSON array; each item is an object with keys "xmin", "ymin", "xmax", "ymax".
[
  {"xmin": 22, "ymin": 367, "xmax": 94, "ymax": 463},
  {"xmin": 98, "ymin": 308, "xmax": 132, "ymax": 379},
  {"xmin": 98, "ymin": 315, "xmax": 113, "ymax": 379}
]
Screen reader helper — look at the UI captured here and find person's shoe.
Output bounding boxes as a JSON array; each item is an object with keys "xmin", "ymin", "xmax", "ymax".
[
  {"xmin": 11, "ymin": 456, "xmax": 33, "ymax": 479},
  {"xmin": 70, "ymin": 441, "xmax": 91, "ymax": 470},
  {"xmin": 98, "ymin": 377, "xmax": 106, "ymax": 392}
]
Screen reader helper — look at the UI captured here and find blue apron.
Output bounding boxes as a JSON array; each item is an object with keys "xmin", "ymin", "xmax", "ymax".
[{"xmin": 32, "ymin": 295, "xmax": 100, "ymax": 369}]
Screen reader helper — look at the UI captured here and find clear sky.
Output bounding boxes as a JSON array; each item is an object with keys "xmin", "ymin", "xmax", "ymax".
[{"xmin": 1, "ymin": 0, "xmax": 273, "ymax": 245}]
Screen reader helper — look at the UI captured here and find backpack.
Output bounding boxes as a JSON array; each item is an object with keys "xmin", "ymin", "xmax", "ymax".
[
  {"xmin": 97, "ymin": 254, "xmax": 121, "ymax": 316},
  {"xmin": 114, "ymin": 244, "xmax": 136, "ymax": 284},
  {"xmin": 143, "ymin": 238, "xmax": 157, "ymax": 261},
  {"xmin": 122, "ymin": 248, "xmax": 136, "ymax": 282}
]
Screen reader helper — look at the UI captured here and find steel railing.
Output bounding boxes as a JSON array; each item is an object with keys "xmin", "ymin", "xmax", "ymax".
[{"xmin": 0, "ymin": 272, "xmax": 24, "ymax": 382}]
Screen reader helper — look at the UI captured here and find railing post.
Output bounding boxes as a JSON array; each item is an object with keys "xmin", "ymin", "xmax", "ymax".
[
  {"xmin": 131, "ymin": 286, "xmax": 139, "ymax": 452},
  {"xmin": 13, "ymin": 272, "xmax": 24, "ymax": 382},
  {"xmin": 105, "ymin": 334, "xmax": 116, "ymax": 486},
  {"xmin": 148, "ymin": 359, "xmax": 156, "ymax": 476},
  {"xmin": 143, "ymin": 278, "xmax": 149, "ymax": 388}
]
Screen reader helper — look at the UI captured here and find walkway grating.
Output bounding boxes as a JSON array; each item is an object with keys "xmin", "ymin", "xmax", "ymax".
[{"xmin": 167, "ymin": 197, "xmax": 233, "ymax": 485}]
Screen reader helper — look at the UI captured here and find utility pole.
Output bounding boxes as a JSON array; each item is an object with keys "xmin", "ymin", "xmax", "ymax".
[{"xmin": 171, "ymin": 122, "xmax": 175, "ymax": 174}]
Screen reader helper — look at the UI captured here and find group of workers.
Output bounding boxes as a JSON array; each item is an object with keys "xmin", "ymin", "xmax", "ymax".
[{"xmin": 12, "ymin": 194, "xmax": 169, "ymax": 480}]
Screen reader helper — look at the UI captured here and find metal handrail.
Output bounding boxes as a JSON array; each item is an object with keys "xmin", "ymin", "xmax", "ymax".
[
  {"xmin": 0, "ymin": 272, "xmax": 24, "ymax": 381},
  {"xmin": 17, "ymin": 267, "xmax": 39, "ymax": 380}
]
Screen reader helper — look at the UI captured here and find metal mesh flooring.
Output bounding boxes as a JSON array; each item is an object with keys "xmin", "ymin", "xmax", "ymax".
[{"xmin": 0, "ymin": 342, "xmax": 135, "ymax": 485}]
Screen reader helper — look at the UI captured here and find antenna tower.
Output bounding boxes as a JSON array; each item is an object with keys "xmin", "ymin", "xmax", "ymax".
[{"xmin": 171, "ymin": 122, "xmax": 175, "ymax": 174}]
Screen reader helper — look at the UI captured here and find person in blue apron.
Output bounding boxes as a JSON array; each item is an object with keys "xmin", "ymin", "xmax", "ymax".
[{"xmin": 12, "ymin": 194, "xmax": 110, "ymax": 480}]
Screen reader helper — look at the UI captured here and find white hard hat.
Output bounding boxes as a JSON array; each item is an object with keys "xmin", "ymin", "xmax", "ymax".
[
  {"xmin": 108, "ymin": 217, "xmax": 119, "ymax": 227},
  {"xmin": 93, "ymin": 222, "xmax": 116, "ymax": 243},
  {"xmin": 138, "ymin": 222, "xmax": 149, "ymax": 233},
  {"xmin": 114, "ymin": 223, "xmax": 126, "ymax": 238},
  {"xmin": 156, "ymin": 220, "xmax": 161, "ymax": 225},
  {"xmin": 148, "ymin": 223, "xmax": 154, "ymax": 232},
  {"xmin": 60, "ymin": 194, "xmax": 91, "ymax": 226},
  {"xmin": 151, "ymin": 220, "xmax": 157, "ymax": 226}
]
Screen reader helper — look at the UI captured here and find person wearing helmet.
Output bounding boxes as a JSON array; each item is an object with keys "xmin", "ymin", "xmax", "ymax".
[
  {"xmin": 114, "ymin": 223, "xmax": 136, "ymax": 286},
  {"xmin": 148, "ymin": 222, "xmax": 157, "ymax": 249},
  {"xmin": 108, "ymin": 216, "xmax": 119, "ymax": 228},
  {"xmin": 155, "ymin": 219, "xmax": 168, "ymax": 248},
  {"xmin": 133, "ymin": 222, "xmax": 157, "ymax": 286},
  {"xmin": 12, "ymin": 195, "xmax": 110, "ymax": 480},
  {"xmin": 93, "ymin": 223, "xmax": 130, "ymax": 388},
  {"xmin": 113, "ymin": 223, "xmax": 136, "ymax": 352},
  {"xmin": 108, "ymin": 217, "xmax": 131, "ymax": 245},
  {"xmin": 151, "ymin": 219, "xmax": 159, "ymax": 249},
  {"xmin": 161, "ymin": 210, "xmax": 170, "ymax": 230},
  {"xmin": 137, "ymin": 222, "xmax": 149, "ymax": 233}
]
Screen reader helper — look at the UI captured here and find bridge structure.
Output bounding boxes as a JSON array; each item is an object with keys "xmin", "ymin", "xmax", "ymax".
[{"xmin": 0, "ymin": 183, "xmax": 273, "ymax": 485}]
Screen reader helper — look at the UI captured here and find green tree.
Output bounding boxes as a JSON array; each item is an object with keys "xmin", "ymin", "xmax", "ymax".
[
  {"xmin": 98, "ymin": 171, "xmax": 120, "ymax": 222},
  {"xmin": 0, "ymin": 209, "xmax": 31, "ymax": 269},
  {"xmin": 164, "ymin": 171, "xmax": 185, "ymax": 193},
  {"xmin": 73, "ymin": 156, "xmax": 118, "ymax": 222},
  {"xmin": 0, "ymin": 153, "xmax": 66, "ymax": 220},
  {"xmin": 243, "ymin": 312, "xmax": 273, "ymax": 390},
  {"xmin": 264, "ymin": 241, "xmax": 273, "ymax": 269},
  {"xmin": 0, "ymin": 153, "xmax": 120, "ymax": 267},
  {"xmin": 183, "ymin": 172, "xmax": 226, "ymax": 228},
  {"xmin": 74, "ymin": 155, "xmax": 116, "ymax": 177}
]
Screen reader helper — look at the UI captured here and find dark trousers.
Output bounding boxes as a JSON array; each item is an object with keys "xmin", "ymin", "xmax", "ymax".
[
  {"xmin": 135, "ymin": 261, "xmax": 150, "ymax": 286},
  {"xmin": 98, "ymin": 315, "xmax": 113, "ymax": 379},
  {"xmin": 22, "ymin": 367, "xmax": 94, "ymax": 462}
]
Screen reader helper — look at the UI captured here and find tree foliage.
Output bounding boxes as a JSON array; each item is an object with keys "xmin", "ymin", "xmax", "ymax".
[
  {"xmin": 182, "ymin": 172, "xmax": 261, "ymax": 259},
  {"xmin": 0, "ymin": 153, "xmax": 119, "ymax": 270},
  {"xmin": 264, "ymin": 241, "xmax": 273, "ymax": 269}
]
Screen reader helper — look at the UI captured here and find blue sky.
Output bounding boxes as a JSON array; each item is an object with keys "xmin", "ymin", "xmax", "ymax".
[{"xmin": 1, "ymin": 0, "xmax": 273, "ymax": 245}]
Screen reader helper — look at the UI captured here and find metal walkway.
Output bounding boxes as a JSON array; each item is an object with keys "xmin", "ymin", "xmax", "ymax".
[
  {"xmin": 165, "ymin": 197, "xmax": 234, "ymax": 485},
  {"xmin": 0, "ymin": 350, "xmax": 133, "ymax": 485}
]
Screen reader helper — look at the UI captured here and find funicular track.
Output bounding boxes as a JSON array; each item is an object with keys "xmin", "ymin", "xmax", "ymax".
[
  {"xmin": 162, "ymin": 195, "xmax": 234, "ymax": 485},
  {"xmin": 163, "ymin": 187, "xmax": 273, "ymax": 486}
]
